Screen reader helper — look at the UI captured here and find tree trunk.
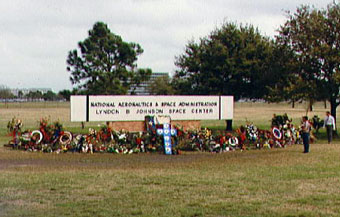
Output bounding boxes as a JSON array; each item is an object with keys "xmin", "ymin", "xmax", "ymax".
[
  {"xmin": 292, "ymin": 100, "xmax": 295, "ymax": 108},
  {"xmin": 330, "ymin": 98, "xmax": 337, "ymax": 124},
  {"xmin": 330, "ymin": 97, "xmax": 338, "ymax": 135},
  {"xmin": 309, "ymin": 99, "xmax": 313, "ymax": 112},
  {"xmin": 324, "ymin": 100, "xmax": 327, "ymax": 109}
]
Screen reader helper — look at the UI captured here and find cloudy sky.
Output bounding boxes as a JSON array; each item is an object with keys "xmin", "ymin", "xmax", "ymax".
[{"xmin": 0, "ymin": 0, "xmax": 332, "ymax": 92}]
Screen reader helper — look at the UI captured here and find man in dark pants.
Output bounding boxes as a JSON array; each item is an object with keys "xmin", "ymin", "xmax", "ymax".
[
  {"xmin": 323, "ymin": 111, "xmax": 336, "ymax": 144},
  {"xmin": 301, "ymin": 116, "xmax": 311, "ymax": 153}
]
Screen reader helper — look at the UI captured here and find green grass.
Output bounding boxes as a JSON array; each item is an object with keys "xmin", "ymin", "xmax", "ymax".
[
  {"xmin": 1, "ymin": 101, "xmax": 340, "ymax": 216},
  {"xmin": 1, "ymin": 132, "xmax": 340, "ymax": 216}
]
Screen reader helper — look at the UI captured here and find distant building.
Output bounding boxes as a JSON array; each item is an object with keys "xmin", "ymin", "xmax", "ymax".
[
  {"xmin": 10, "ymin": 88, "xmax": 52, "ymax": 97},
  {"xmin": 128, "ymin": 72, "xmax": 169, "ymax": 95}
]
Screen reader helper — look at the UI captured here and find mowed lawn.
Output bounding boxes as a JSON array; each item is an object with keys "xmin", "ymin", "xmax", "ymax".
[{"xmin": 1, "ymin": 101, "xmax": 340, "ymax": 217}]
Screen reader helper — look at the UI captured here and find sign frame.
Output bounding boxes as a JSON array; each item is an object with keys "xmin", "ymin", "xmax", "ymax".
[{"xmin": 70, "ymin": 95, "xmax": 233, "ymax": 122}]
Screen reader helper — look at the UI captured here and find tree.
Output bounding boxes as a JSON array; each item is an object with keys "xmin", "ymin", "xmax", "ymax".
[
  {"xmin": 128, "ymin": 69, "xmax": 153, "ymax": 95},
  {"xmin": 18, "ymin": 90, "xmax": 24, "ymax": 99},
  {"xmin": 58, "ymin": 89, "xmax": 72, "ymax": 101},
  {"xmin": 0, "ymin": 85, "xmax": 14, "ymax": 99},
  {"xmin": 265, "ymin": 43, "xmax": 310, "ymax": 108},
  {"xmin": 67, "ymin": 22, "xmax": 151, "ymax": 95},
  {"xmin": 276, "ymin": 2, "xmax": 340, "ymax": 121},
  {"xmin": 43, "ymin": 90, "xmax": 59, "ymax": 101},
  {"xmin": 149, "ymin": 75, "xmax": 175, "ymax": 95},
  {"xmin": 173, "ymin": 22, "xmax": 273, "ymax": 100},
  {"xmin": 26, "ymin": 91, "xmax": 43, "ymax": 100},
  {"xmin": 266, "ymin": 42, "xmax": 329, "ymax": 111}
]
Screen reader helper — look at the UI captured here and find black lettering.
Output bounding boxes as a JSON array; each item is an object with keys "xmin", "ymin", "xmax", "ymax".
[
  {"xmin": 136, "ymin": 109, "xmax": 163, "ymax": 115},
  {"xmin": 99, "ymin": 109, "xmax": 120, "ymax": 115},
  {"xmin": 161, "ymin": 102, "xmax": 176, "ymax": 107},
  {"xmin": 169, "ymin": 109, "xmax": 186, "ymax": 114},
  {"xmin": 191, "ymin": 108, "xmax": 213, "ymax": 114},
  {"xmin": 91, "ymin": 102, "xmax": 115, "ymax": 107}
]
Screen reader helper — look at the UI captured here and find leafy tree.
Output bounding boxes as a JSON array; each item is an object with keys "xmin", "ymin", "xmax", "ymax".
[
  {"xmin": 43, "ymin": 90, "xmax": 59, "ymax": 101},
  {"xmin": 266, "ymin": 42, "xmax": 329, "ymax": 110},
  {"xmin": 265, "ymin": 42, "xmax": 294, "ymax": 102},
  {"xmin": 58, "ymin": 89, "xmax": 72, "ymax": 101},
  {"xmin": 173, "ymin": 22, "xmax": 273, "ymax": 100},
  {"xmin": 0, "ymin": 85, "xmax": 14, "ymax": 99},
  {"xmin": 265, "ymin": 43, "xmax": 308, "ymax": 108},
  {"xmin": 26, "ymin": 91, "xmax": 43, "ymax": 100},
  {"xmin": 18, "ymin": 90, "xmax": 24, "ymax": 98},
  {"xmin": 276, "ymin": 2, "xmax": 340, "ymax": 120},
  {"xmin": 149, "ymin": 75, "xmax": 175, "ymax": 95},
  {"xmin": 67, "ymin": 22, "xmax": 151, "ymax": 95},
  {"xmin": 128, "ymin": 69, "xmax": 154, "ymax": 95}
]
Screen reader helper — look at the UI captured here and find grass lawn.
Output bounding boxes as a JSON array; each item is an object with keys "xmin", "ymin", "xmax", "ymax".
[{"xmin": 1, "ymin": 101, "xmax": 340, "ymax": 217}]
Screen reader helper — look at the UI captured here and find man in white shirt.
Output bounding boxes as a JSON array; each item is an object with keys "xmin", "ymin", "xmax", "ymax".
[{"xmin": 323, "ymin": 111, "xmax": 336, "ymax": 144}]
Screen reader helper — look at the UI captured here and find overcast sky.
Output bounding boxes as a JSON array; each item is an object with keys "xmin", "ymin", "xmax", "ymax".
[{"xmin": 0, "ymin": 0, "xmax": 332, "ymax": 92}]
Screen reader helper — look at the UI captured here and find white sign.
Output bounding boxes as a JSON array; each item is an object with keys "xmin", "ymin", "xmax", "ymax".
[{"xmin": 71, "ymin": 95, "xmax": 233, "ymax": 121}]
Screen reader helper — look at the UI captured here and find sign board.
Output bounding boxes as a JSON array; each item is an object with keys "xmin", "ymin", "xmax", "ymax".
[{"xmin": 71, "ymin": 95, "xmax": 233, "ymax": 122}]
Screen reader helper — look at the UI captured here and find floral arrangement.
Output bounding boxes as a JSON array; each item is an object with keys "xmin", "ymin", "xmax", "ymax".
[{"xmin": 4, "ymin": 116, "xmax": 302, "ymax": 154}]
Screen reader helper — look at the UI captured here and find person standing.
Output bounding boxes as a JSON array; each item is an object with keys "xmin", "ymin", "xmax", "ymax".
[
  {"xmin": 301, "ymin": 116, "xmax": 311, "ymax": 153},
  {"xmin": 323, "ymin": 111, "xmax": 336, "ymax": 144}
]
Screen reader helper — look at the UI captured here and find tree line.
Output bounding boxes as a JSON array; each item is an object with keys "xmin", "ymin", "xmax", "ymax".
[
  {"xmin": 65, "ymin": 2, "xmax": 339, "ymax": 120},
  {"xmin": 0, "ymin": 86, "xmax": 72, "ymax": 101}
]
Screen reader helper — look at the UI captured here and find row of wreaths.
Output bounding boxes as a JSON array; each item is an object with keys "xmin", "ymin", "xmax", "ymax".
[{"xmin": 5, "ymin": 120, "xmax": 302, "ymax": 154}]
